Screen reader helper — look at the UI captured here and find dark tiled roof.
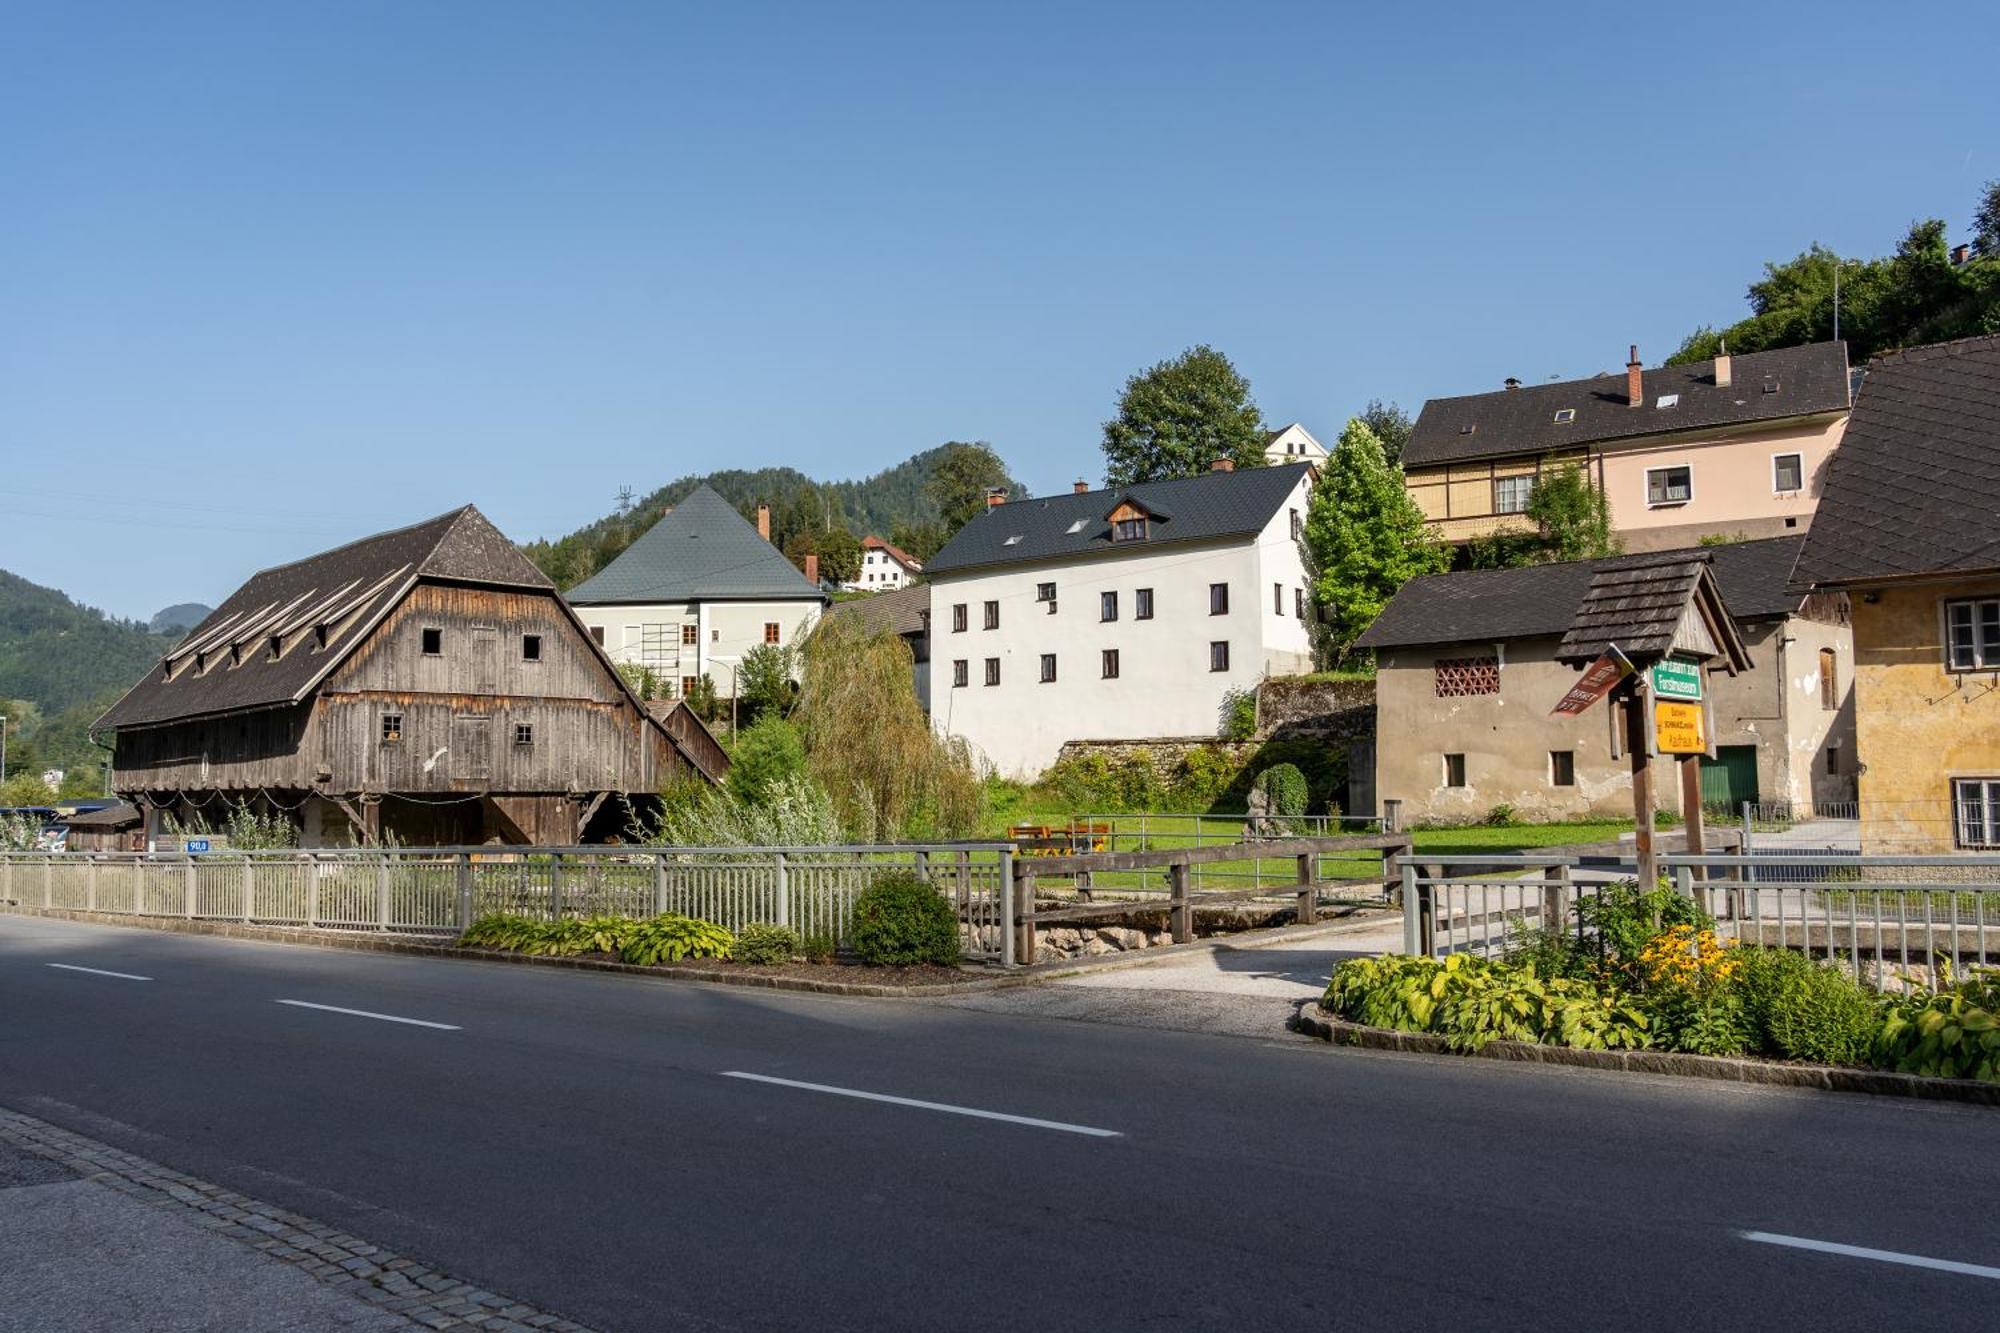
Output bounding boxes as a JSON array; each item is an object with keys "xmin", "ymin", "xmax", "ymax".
[
  {"xmin": 1403, "ymin": 342, "xmax": 1851, "ymax": 468},
  {"xmin": 566, "ymin": 486, "xmax": 822, "ymax": 604},
  {"xmin": 1354, "ymin": 536, "xmax": 1804, "ymax": 651},
  {"xmin": 925, "ymin": 463, "xmax": 1312, "ymax": 576},
  {"xmin": 63, "ymin": 801, "xmax": 141, "ymax": 830},
  {"xmin": 96, "ymin": 507, "xmax": 550, "ymax": 731},
  {"xmin": 1791, "ymin": 335, "xmax": 2000, "ymax": 587},
  {"xmin": 1556, "ymin": 551, "xmax": 1748, "ymax": 669},
  {"xmin": 823, "ymin": 583, "xmax": 930, "ymax": 638}
]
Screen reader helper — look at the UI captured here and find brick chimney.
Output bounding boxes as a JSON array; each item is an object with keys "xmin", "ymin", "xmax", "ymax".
[
  {"xmin": 1211, "ymin": 458, "xmax": 1235, "ymax": 472},
  {"xmin": 1714, "ymin": 338, "xmax": 1732, "ymax": 389},
  {"xmin": 1073, "ymin": 479, "xmax": 1089, "ymax": 493},
  {"xmin": 804, "ymin": 553, "xmax": 819, "ymax": 585},
  {"xmin": 1626, "ymin": 344, "xmax": 1644, "ymax": 408},
  {"xmin": 984, "ymin": 487, "xmax": 1007, "ymax": 509},
  {"xmin": 756, "ymin": 503, "xmax": 771, "ymax": 542}
]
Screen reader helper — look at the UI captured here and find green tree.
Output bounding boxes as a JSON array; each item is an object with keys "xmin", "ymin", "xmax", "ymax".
[
  {"xmin": 888, "ymin": 518, "xmax": 950, "ymax": 565},
  {"xmin": 737, "ymin": 641, "xmax": 800, "ymax": 722},
  {"xmin": 1525, "ymin": 464, "xmax": 1619, "ymax": 563},
  {"xmin": 726, "ymin": 715, "xmax": 806, "ymax": 804},
  {"xmin": 1303, "ymin": 419, "xmax": 1449, "ymax": 663},
  {"xmin": 924, "ymin": 442, "xmax": 1014, "ymax": 531},
  {"xmin": 783, "ymin": 524, "xmax": 862, "ymax": 584},
  {"xmin": 1101, "ymin": 345, "xmax": 1267, "ymax": 485},
  {"xmin": 1359, "ymin": 400, "xmax": 1414, "ymax": 466},
  {"xmin": 1976, "ymin": 180, "xmax": 2000, "ymax": 257}
]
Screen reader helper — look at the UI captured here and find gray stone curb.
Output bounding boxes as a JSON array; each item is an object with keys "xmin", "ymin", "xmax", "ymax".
[
  {"xmin": 0, "ymin": 1107, "xmax": 594, "ymax": 1331},
  {"xmin": 1288, "ymin": 1001, "xmax": 2000, "ymax": 1106}
]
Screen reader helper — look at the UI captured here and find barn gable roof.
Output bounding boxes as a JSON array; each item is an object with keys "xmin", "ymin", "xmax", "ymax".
[{"xmin": 95, "ymin": 506, "xmax": 554, "ymax": 732}]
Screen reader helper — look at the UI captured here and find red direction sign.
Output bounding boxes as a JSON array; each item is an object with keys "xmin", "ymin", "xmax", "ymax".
[{"xmin": 1551, "ymin": 646, "xmax": 1635, "ymax": 717}]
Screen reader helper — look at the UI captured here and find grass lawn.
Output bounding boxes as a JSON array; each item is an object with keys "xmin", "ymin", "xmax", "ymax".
[{"xmin": 1409, "ymin": 821, "xmax": 1645, "ymax": 857}]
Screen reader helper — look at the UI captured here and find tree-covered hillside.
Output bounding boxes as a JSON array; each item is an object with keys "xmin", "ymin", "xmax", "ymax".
[
  {"xmin": 524, "ymin": 443, "xmax": 1018, "ymax": 590},
  {"xmin": 0, "ymin": 570, "xmax": 174, "ymax": 795}
]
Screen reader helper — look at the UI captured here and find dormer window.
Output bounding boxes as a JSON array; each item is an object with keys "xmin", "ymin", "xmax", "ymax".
[
  {"xmin": 1113, "ymin": 517, "xmax": 1148, "ymax": 542},
  {"xmin": 266, "ymin": 635, "xmax": 282, "ymax": 662}
]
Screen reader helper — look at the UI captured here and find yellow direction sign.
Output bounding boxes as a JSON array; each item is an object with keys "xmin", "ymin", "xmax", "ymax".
[{"xmin": 1654, "ymin": 700, "xmax": 1707, "ymax": 755}]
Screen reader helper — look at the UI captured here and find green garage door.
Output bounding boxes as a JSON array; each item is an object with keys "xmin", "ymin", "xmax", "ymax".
[{"xmin": 1698, "ymin": 746, "xmax": 1760, "ymax": 809}]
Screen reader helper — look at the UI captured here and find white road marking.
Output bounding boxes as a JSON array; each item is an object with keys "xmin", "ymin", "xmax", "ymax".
[
  {"xmin": 276, "ymin": 1000, "xmax": 461, "ymax": 1031},
  {"xmin": 47, "ymin": 964, "xmax": 152, "ymax": 982},
  {"xmin": 720, "ymin": 1071, "xmax": 1121, "ymax": 1137},
  {"xmin": 1740, "ymin": 1231, "xmax": 2000, "ymax": 1280}
]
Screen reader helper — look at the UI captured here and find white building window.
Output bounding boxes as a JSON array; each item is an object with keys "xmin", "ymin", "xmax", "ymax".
[
  {"xmin": 1955, "ymin": 779, "xmax": 2000, "ymax": 848},
  {"xmin": 1946, "ymin": 599, "xmax": 2000, "ymax": 671},
  {"xmin": 1774, "ymin": 453, "xmax": 1804, "ymax": 493},
  {"xmin": 1493, "ymin": 474, "xmax": 1533, "ymax": 515}
]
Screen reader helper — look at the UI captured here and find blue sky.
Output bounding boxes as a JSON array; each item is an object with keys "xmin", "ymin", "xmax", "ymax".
[{"xmin": 5, "ymin": 1, "xmax": 1995, "ymax": 620}]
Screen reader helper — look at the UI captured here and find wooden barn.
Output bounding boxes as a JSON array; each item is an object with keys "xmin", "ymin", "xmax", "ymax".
[{"xmin": 94, "ymin": 506, "xmax": 722, "ymax": 847}]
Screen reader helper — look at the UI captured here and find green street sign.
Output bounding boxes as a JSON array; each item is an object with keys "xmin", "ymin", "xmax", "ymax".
[{"xmin": 1651, "ymin": 658, "xmax": 1704, "ymax": 701}]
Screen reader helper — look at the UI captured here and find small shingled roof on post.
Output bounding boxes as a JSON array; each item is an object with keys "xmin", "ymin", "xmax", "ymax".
[{"xmin": 1554, "ymin": 550, "xmax": 1751, "ymax": 673}]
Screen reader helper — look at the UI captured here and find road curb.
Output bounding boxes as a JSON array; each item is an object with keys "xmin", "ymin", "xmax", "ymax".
[
  {"xmin": 1288, "ymin": 1001, "xmax": 2000, "ymax": 1107},
  {"xmin": 0, "ymin": 1106, "xmax": 595, "ymax": 1331}
]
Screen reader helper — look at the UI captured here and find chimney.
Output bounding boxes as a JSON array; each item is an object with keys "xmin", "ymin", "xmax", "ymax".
[
  {"xmin": 804, "ymin": 553, "xmax": 819, "ymax": 585},
  {"xmin": 756, "ymin": 503, "xmax": 771, "ymax": 542},
  {"xmin": 1073, "ymin": 479, "xmax": 1089, "ymax": 494},
  {"xmin": 1503, "ymin": 377, "xmax": 1522, "ymax": 391},
  {"xmin": 1211, "ymin": 458, "xmax": 1235, "ymax": 472},
  {"xmin": 1714, "ymin": 338, "xmax": 1732, "ymax": 389},
  {"xmin": 1626, "ymin": 344, "xmax": 1644, "ymax": 408},
  {"xmin": 1952, "ymin": 243, "xmax": 1972, "ymax": 266},
  {"xmin": 984, "ymin": 487, "xmax": 1007, "ymax": 509}
]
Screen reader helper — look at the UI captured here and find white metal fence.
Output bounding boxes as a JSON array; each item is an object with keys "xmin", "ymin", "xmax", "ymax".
[
  {"xmin": 0, "ymin": 845, "xmax": 1016, "ymax": 963},
  {"xmin": 1400, "ymin": 851, "xmax": 2000, "ymax": 984}
]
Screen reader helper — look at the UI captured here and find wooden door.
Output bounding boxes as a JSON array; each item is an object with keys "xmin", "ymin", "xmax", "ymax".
[
  {"xmin": 471, "ymin": 626, "xmax": 497, "ymax": 692},
  {"xmin": 454, "ymin": 714, "xmax": 491, "ymax": 783}
]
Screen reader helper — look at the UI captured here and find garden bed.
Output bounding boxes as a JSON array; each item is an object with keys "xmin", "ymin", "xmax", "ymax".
[{"xmin": 453, "ymin": 944, "xmax": 968, "ymax": 988}]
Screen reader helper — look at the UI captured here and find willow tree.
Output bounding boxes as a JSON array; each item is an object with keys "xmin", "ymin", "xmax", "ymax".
[{"xmin": 794, "ymin": 616, "xmax": 982, "ymax": 839}]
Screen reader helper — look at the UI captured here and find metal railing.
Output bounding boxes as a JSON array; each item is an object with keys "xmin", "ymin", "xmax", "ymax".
[
  {"xmin": 0, "ymin": 844, "xmax": 1016, "ymax": 963},
  {"xmin": 1399, "ymin": 851, "xmax": 2000, "ymax": 984}
]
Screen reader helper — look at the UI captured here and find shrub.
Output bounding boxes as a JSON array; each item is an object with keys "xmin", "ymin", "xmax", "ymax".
[
  {"xmin": 1735, "ymin": 948, "xmax": 1881, "ymax": 1065},
  {"xmin": 1253, "ymin": 763, "xmax": 1309, "ymax": 817},
  {"xmin": 642, "ymin": 773, "xmax": 855, "ymax": 847},
  {"xmin": 849, "ymin": 871, "xmax": 961, "ymax": 966},
  {"xmin": 1219, "ymin": 687, "xmax": 1258, "ymax": 741},
  {"xmin": 1169, "ymin": 746, "xmax": 1240, "ymax": 811},
  {"xmin": 1323, "ymin": 953, "xmax": 1651, "ymax": 1053},
  {"xmin": 1575, "ymin": 878, "xmax": 1713, "ymax": 980},
  {"xmin": 1481, "ymin": 803, "xmax": 1518, "ymax": 828},
  {"xmin": 734, "ymin": 922, "xmax": 801, "ymax": 965},
  {"xmin": 1875, "ymin": 969, "xmax": 2000, "ymax": 1081},
  {"xmin": 1635, "ymin": 924, "xmax": 1750, "ymax": 1055},
  {"xmin": 738, "ymin": 642, "xmax": 801, "ymax": 722},
  {"xmin": 727, "ymin": 715, "xmax": 807, "ymax": 804},
  {"xmin": 617, "ymin": 914, "xmax": 734, "ymax": 966}
]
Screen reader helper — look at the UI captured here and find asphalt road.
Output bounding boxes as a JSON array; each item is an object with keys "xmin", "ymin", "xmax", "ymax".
[{"xmin": 5, "ymin": 915, "xmax": 2000, "ymax": 1332}]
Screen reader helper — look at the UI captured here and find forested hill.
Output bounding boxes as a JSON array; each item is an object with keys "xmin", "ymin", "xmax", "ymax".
[
  {"xmin": 523, "ymin": 443, "xmax": 1017, "ymax": 590},
  {"xmin": 0, "ymin": 570, "xmax": 172, "ymax": 717}
]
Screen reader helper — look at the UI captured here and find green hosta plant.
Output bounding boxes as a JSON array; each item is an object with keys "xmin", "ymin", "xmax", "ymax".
[
  {"xmin": 617, "ymin": 914, "xmax": 734, "ymax": 966},
  {"xmin": 1876, "ymin": 970, "xmax": 2000, "ymax": 1082},
  {"xmin": 1323, "ymin": 953, "xmax": 1650, "ymax": 1053}
]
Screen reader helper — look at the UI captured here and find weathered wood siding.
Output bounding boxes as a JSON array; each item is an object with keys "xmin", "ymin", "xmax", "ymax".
[{"xmin": 110, "ymin": 703, "xmax": 315, "ymax": 792}]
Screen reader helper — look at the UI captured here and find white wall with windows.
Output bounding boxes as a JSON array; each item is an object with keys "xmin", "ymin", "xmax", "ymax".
[
  {"xmin": 928, "ymin": 474, "xmax": 1316, "ymax": 776},
  {"xmin": 572, "ymin": 598, "xmax": 822, "ymax": 699}
]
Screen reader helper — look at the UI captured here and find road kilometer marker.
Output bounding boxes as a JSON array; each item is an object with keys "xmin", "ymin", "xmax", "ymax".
[
  {"xmin": 1739, "ymin": 1230, "xmax": 2000, "ymax": 1280},
  {"xmin": 46, "ymin": 964, "xmax": 152, "ymax": 981},
  {"xmin": 276, "ymin": 1000, "xmax": 461, "ymax": 1031},
  {"xmin": 720, "ymin": 1071, "xmax": 1122, "ymax": 1137}
]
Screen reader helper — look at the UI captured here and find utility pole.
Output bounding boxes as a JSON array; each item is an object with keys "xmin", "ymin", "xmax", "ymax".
[{"xmin": 0, "ymin": 714, "xmax": 8, "ymax": 787}]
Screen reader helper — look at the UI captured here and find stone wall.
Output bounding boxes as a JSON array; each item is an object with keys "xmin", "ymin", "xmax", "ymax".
[{"xmin": 1254, "ymin": 676, "xmax": 1376, "ymax": 741}]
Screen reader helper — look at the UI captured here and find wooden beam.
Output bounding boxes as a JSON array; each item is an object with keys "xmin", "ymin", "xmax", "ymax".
[
  {"xmin": 327, "ymin": 795, "xmax": 374, "ymax": 848},
  {"xmin": 574, "ymin": 790, "xmax": 611, "ymax": 841}
]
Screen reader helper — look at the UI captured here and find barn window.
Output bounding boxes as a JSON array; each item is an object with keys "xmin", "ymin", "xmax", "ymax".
[
  {"xmin": 422, "ymin": 627, "xmax": 443, "ymax": 656},
  {"xmin": 514, "ymin": 723, "xmax": 534, "ymax": 746},
  {"xmin": 314, "ymin": 625, "xmax": 328, "ymax": 650},
  {"xmin": 381, "ymin": 713, "xmax": 404, "ymax": 744},
  {"xmin": 522, "ymin": 634, "xmax": 542, "ymax": 662},
  {"xmin": 1435, "ymin": 656, "xmax": 1501, "ymax": 697},
  {"xmin": 266, "ymin": 635, "xmax": 282, "ymax": 661}
]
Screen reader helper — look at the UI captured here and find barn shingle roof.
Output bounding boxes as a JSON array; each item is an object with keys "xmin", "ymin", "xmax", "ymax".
[
  {"xmin": 1403, "ymin": 341, "xmax": 1851, "ymax": 469},
  {"xmin": 565, "ymin": 486, "xmax": 823, "ymax": 605},
  {"xmin": 1791, "ymin": 335, "xmax": 2000, "ymax": 588},
  {"xmin": 95, "ymin": 506, "xmax": 552, "ymax": 731},
  {"xmin": 1354, "ymin": 536, "xmax": 1801, "ymax": 653},
  {"xmin": 925, "ymin": 463, "xmax": 1312, "ymax": 576}
]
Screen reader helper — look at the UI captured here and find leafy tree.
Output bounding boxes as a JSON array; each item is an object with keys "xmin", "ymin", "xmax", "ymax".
[
  {"xmin": 737, "ymin": 642, "xmax": 800, "ymax": 722},
  {"xmin": 1101, "ymin": 345, "xmax": 1267, "ymax": 485},
  {"xmin": 726, "ymin": 715, "xmax": 807, "ymax": 805},
  {"xmin": 888, "ymin": 518, "xmax": 950, "ymax": 565},
  {"xmin": 924, "ymin": 442, "xmax": 1014, "ymax": 531},
  {"xmin": 1359, "ymin": 400, "xmax": 1414, "ymax": 466},
  {"xmin": 684, "ymin": 673, "xmax": 721, "ymax": 722},
  {"xmin": 615, "ymin": 662, "xmax": 665, "ymax": 701},
  {"xmin": 0, "ymin": 772, "xmax": 57, "ymax": 808},
  {"xmin": 1669, "ymin": 184, "xmax": 2000, "ymax": 366},
  {"xmin": 782, "ymin": 524, "xmax": 862, "ymax": 584},
  {"xmin": 1977, "ymin": 180, "xmax": 2000, "ymax": 257},
  {"xmin": 1525, "ymin": 464, "xmax": 1619, "ymax": 563},
  {"xmin": 1303, "ymin": 419, "xmax": 1450, "ymax": 663}
]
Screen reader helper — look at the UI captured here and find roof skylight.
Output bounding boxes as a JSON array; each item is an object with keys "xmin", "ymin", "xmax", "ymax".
[
  {"xmin": 1553, "ymin": 408, "xmax": 1576, "ymax": 424},
  {"xmin": 1655, "ymin": 393, "xmax": 1680, "ymax": 409},
  {"xmin": 1003, "ymin": 535, "xmax": 1023, "ymax": 546},
  {"xmin": 1065, "ymin": 519, "xmax": 1088, "ymax": 534}
]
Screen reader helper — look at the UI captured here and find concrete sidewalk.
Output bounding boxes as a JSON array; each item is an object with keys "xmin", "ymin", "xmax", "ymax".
[{"xmin": 0, "ymin": 1112, "xmax": 588, "ymax": 1333}]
